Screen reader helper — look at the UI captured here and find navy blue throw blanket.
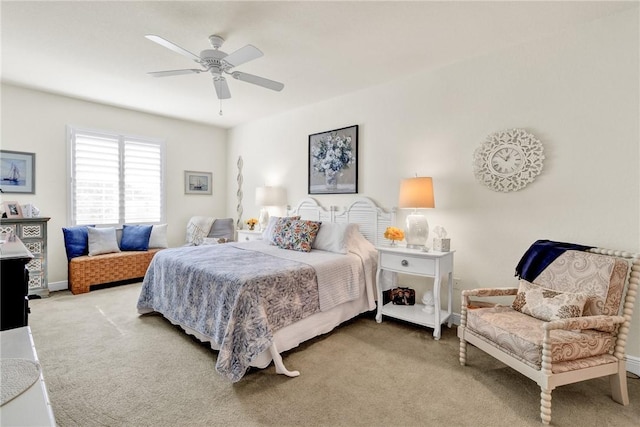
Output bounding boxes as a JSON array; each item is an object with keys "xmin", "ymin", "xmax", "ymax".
[{"xmin": 515, "ymin": 240, "xmax": 594, "ymax": 282}]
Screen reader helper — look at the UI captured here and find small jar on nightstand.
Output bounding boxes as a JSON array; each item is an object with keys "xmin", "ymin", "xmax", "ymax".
[{"xmin": 236, "ymin": 229, "xmax": 263, "ymax": 242}]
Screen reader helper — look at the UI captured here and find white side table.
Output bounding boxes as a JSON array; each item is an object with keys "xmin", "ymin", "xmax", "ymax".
[
  {"xmin": 236, "ymin": 229, "xmax": 263, "ymax": 242},
  {"xmin": 375, "ymin": 246, "xmax": 454, "ymax": 340}
]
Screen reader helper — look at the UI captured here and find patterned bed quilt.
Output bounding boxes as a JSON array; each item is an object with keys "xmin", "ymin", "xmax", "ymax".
[{"xmin": 137, "ymin": 240, "xmax": 375, "ymax": 382}]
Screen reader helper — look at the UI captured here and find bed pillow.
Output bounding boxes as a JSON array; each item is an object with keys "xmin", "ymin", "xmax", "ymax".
[
  {"xmin": 148, "ymin": 224, "xmax": 168, "ymax": 248},
  {"xmin": 263, "ymin": 216, "xmax": 301, "ymax": 243},
  {"xmin": 512, "ymin": 279, "xmax": 588, "ymax": 321},
  {"xmin": 271, "ymin": 219, "xmax": 321, "ymax": 252},
  {"xmin": 62, "ymin": 225, "xmax": 95, "ymax": 260},
  {"xmin": 120, "ymin": 224, "xmax": 153, "ymax": 251},
  {"xmin": 88, "ymin": 227, "xmax": 121, "ymax": 256},
  {"xmin": 312, "ymin": 222, "xmax": 350, "ymax": 254}
]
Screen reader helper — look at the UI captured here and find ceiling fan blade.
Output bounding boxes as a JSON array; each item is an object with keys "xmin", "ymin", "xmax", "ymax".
[
  {"xmin": 145, "ymin": 34, "xmax": 202, "ymax": 63},
  {"xmin": 231, "ymin": 71, "xmax": 284, "ymax": 92},
  {"xmin": 213, "ymin": 77, "xmax": 231, "ymax": 99},
  {"xmin": 147, "ymin": 69, "xmax": 204, "ymax": 77},
  {"xmin": 224, "ymin": 45, "xmax": 263, "ymax": 67}
]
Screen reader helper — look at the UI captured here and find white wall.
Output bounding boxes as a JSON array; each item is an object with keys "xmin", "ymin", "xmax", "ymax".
[
  {"xmin": 1, "ymin": 84, "xmax": 227, "ymax": 285},
  {"xmin": 227, "ymin": 10, "xmax": 640, "ymax": 359}
]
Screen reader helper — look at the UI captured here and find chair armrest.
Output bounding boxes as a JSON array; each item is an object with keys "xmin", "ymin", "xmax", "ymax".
[
  {"xmin": 462, "ymin": 288, "xmax": 519, "ymax": 298},
  {"xmin": 460, "ymin": 288, "xmax": 519, "ymax": 327},
  {"xmin": 543, "ymin": 315, "xmax": 625, "ymax": 332}
]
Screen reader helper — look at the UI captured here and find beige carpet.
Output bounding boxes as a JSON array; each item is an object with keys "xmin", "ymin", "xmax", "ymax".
[{"xmin": 27, "ymin": 283, "xmax": 639, "ymax": 427}]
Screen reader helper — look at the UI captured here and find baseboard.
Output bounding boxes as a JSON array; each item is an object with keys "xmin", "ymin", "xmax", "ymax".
[
  {"xmin": 48, "ymin": 280, "xmax": 68, "ymax": 292},
  {"xmin": 627, "ymin": 355, "xmax": 640, "ymax": 377},
  {"xmin": 450, "ymin": 312, "xmax": 640, "ymax": 376}
]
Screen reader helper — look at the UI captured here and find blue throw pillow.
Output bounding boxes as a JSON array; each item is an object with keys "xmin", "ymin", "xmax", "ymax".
[
  {"xmin": 62, "ymin": 225, "xmax": 94, "ymax": 260},
  {"xmin": 120, "ymin": 224, "xmax": 153, "ymax": 251}
]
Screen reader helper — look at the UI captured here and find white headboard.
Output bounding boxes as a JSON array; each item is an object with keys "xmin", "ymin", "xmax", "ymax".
[{"xmin": 289, "ymin": 197, "xmax": 396, "ymax": 246}]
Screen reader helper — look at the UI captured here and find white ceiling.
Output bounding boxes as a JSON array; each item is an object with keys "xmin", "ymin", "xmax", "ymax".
[{"xmin": 2, "ymin": 1, "xmax": 636, "ymax": 129}]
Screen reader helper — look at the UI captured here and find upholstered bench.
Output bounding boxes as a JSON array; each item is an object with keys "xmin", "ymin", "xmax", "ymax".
[{"xmin": 69, "ymin": 249, "xmax": 163, "ymax": 294}]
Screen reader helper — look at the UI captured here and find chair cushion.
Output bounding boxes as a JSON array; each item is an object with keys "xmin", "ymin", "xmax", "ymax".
[
  {"xmin": 466, "ymin": 306, "xmax": 614, "ymax": 370},
  {"xmin": 534, "ymin": 250, "xmax": 629, "ymax": 330},
  {"xmin": 207, "ymin": 218, "xmax": 234, "ymax": 240}
]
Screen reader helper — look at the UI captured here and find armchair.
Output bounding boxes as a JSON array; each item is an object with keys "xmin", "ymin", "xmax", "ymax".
[{"xmin": 458, "ymin": 243, "xmax": 638, "ymax": 425}]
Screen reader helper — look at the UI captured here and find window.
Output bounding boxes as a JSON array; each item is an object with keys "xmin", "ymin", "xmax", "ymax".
[{"xmin": 68, "ymin": 127, "xmax": 165, "ymax": 226}]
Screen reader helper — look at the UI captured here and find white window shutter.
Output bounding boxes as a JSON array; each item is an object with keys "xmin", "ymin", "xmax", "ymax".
[{"xmin": 70, "ymin": 127, "xmax": 165, "ymax": 226}]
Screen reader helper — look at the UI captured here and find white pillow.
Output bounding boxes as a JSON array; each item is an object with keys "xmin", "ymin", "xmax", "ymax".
[
  {"xmin": 88, "ymin": 227, "xmax": 121, "ymax": 256},
  {"xmin": 148, "ymin": 224, "xmax": 168, "ymax": 248},
  {"xmin": 312, "ymin": 222, "xmax": 350, "ymax": 254}
]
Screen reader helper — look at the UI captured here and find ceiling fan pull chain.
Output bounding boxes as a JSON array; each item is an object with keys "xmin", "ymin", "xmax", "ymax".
[{"xmin": 219, "ymin": 99, "xmax": 223, "ymax": 116}]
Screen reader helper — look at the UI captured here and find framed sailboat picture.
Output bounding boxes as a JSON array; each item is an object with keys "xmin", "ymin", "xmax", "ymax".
[
  {"xmin": 0, "ymin": 150, "xmax": 35, "ymax": 194},
  {"xmin": 184, "ymin": 170, "xmax": 212, "ymax": 195}
]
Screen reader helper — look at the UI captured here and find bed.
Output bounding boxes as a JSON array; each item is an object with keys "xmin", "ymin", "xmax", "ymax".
[{"xmin": 137, "ymin": 197, "xmax": 394, "ymax": 382}]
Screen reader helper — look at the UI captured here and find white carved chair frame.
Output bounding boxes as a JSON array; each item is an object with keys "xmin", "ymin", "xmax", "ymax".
[{"xmin": 457, "ymin": 247, "xmax": 639, "ymax": 425}]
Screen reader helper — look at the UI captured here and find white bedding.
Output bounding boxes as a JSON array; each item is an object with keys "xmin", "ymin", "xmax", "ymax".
[{"xmin": 232, "ymin": 240, "xmax": 373, "ymax": 311}]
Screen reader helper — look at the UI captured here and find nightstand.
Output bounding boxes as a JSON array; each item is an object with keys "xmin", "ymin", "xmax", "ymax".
[
  {"xmin": 236, "ymin": 229, "xmax": 263, "ymax": 242},
  {"xmin": 375, "ymin": 246, "xmax": 454, "ymax": 340}
]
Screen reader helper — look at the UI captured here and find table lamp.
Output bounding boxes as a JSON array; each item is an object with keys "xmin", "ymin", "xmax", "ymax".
[
  {"xmin": 398, "ymin": 176, "xmax": 435, "ymax": 249},
  {"xmin": 255, "ymin": 186, "xmax": 287, "ymax": 231}
]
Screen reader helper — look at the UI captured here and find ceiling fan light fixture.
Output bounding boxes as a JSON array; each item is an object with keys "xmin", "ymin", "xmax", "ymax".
[{"xmin": 208, "ymin": 34, "xmax": 225, "ymax": 49}]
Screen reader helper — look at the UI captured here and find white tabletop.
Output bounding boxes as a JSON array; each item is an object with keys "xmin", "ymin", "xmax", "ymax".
[{"xmin": 0, "ymin": 327, "xmax": 55, "ymax": 426}]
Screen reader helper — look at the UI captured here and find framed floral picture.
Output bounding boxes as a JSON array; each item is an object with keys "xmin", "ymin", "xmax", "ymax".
[
  {"xmin": 0, "ymin": 150, "xmax": 35, "ymax": 194},
  {"xmin": 308, "ymin": 125, "xmax": 358, "ymax": 194}
]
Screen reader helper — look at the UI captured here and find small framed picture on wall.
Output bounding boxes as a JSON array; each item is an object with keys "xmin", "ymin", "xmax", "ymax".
[
  {"xmin": 0, "ymin": 150, "xmax": 35, "ymax": 194},
  {"xmin": 184, "ymin": 170, "xmax": 212, "ymax": 195}
]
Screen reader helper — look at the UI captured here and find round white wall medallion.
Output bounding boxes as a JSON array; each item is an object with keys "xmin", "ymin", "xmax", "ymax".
[{"xmin": 473, "ymin": 128, "xmax": 545, "ymax": 192}]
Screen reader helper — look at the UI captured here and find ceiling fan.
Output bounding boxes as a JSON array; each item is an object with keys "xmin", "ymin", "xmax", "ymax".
[{"xmin": 145, "ymin": 34, "xmax": 284, "ymax": 100}]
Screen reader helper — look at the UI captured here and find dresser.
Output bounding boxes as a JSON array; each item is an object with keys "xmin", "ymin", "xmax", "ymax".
[
  {"xmin": 1, "ymin": 235, "xmax": 33, "ymax": 331},
  {"xmin": 0, "ymin": 217, "xmax": 50, "ymax": 297}
]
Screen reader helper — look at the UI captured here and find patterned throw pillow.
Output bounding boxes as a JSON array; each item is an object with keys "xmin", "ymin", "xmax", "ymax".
[
  {"xmin": 512, "ymin": 279, "xmax": 588, "ymax": 321},
  {"xmin": 271, "ymin": 219, "xmax": 322, "ymax": 252},
  {"xmin": 266, "ymin": 216, "xmax": 300, "ymax": 245}
]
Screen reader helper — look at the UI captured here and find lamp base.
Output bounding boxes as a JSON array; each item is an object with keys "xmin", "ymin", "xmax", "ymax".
[
  {"xmin": 405, "ymin": 213, "xmax": 429, "ymax": 249},
  {"xmin": 258, "ymin": 208, "xmax": 269, "ymax": 232}
]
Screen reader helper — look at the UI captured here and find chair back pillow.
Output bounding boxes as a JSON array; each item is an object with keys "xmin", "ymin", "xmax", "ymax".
[{"xmin": 512, "ymin": 279, "xmax": 588, "ymax": 321}]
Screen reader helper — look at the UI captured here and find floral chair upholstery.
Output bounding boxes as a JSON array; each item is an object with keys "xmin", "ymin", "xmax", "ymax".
[{"xmin": 457, "ymin": 243, "xmax": 639, "ymax": 425}]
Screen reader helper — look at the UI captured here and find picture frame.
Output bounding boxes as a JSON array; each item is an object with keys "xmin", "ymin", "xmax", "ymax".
[
  {"xmin": 2, "ymin": 201, "xmax": 23, "ymax": 218},
  {"xmin": 0, "ymin": 150, "xmax": 35, "ymax": 194},
  {"xmin": 308, "ymin": 125, "xmax": 358, "ymax": 195},
  {"xmin": 184, "ymin": 170, "xmax": 212, "ymax": 195}
]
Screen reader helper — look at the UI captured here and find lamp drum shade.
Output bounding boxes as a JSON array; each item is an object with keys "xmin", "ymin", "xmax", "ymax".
[
  {"xmin": 255, "ymin": 186, "xmax": 287, "ymax": 232},
  {"xmin": 399, "ymin": 177, "xmax": 434, "ymax": 209},
  {"xmin": 255, "ymin": 186, "xmax": 287, "ymax": 206},
  {"xmin": 399, "ymin": 177, "xmax": 434, "ymax": 248}
]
